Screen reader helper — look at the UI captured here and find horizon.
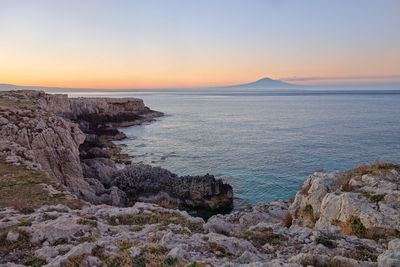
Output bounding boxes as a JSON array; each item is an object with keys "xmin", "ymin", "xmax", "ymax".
[
  {"xmin": 2, "ymin": 77, "xmax": 400, "ymax": 91},
  {"xmin": 1, "ymin": 0, "xmax": 400, "ymax": 89}
]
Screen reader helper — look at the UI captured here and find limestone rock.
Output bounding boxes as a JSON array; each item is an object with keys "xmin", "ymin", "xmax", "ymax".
[
  {"xmin": 111, "ymin": 163, "xmax": 233, "ymax": 210},
  {"xmin": 6, "ymin": 231, "xmax": 19, "ymax": 242},
  {"xmin": 290, "ymin": 168, "xmax": 400, "ymax": 236}
]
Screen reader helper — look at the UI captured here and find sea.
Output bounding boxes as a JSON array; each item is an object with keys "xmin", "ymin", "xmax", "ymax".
[{"xmin": 67, "ymin": 89, "xmax": 400, "ymax": 207}]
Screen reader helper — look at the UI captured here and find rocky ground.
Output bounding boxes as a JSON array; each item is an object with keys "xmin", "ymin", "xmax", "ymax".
[
  {"xmin": 1, "ymin": 90, "xmax": 400, "ymax": 266},
  {"xmin": 1, "ymin": 163, "xmax": 400, "ymax": 266}
]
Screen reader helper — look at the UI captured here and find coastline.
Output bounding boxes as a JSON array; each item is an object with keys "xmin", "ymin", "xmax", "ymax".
[
  {"xmin": 1, "ymin": 90, "xmax": 400, "ymax": 266},
  {"xmin": 0, "ymin": 90, "xmax": 233, "ymax": 211}
]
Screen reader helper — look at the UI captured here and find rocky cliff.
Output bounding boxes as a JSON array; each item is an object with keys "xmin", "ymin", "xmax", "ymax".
[{"xmin": 0, "ymin": 90, "xmax": 233, "ymax": 210}]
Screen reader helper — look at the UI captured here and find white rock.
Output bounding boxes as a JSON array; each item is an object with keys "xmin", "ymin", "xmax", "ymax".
[
  {"xmin": 35, "ymin": 246, "xmax": 59, "ymax": 261},
  {"xmin": 167, "ymin": 247, "xmax": 187, "ymax": 259},
  {"xmin": 6, "ymin": 231, "xmax": 19, "ymax": 242},
  {"xmin": 377, "ymin": 250, "xmax": 400, "ymax": 267},
  {"xmin": 129, "ymin": 247, "xmax": 141, "ymax": 258},
  {"xmin": 45, "ymin": 242, "xmax": 95, "ymax": 267},
  {"xmin": 388, "ymin": 239, "xmax": 400, "ymax": 253},
  {"xmin": 84, "ymin": 256, "xmax": 102, "ymax": 267}
]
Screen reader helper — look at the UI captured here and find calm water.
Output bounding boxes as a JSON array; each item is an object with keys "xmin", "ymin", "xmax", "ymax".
[{"xmin": 69, "ymin": 90, "xmax": 400, "ymax": 205}]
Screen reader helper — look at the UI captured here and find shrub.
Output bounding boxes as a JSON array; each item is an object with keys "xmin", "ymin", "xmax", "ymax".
[
  {"xmin": 302, "ymin": 204, "xmax": 313, "ymax": 215},
  {"xmin": 239, "ymin": 227, "xmax": 286, "ymax": 248},
  {"xmin": 347, "ymin": 245, "xmax": 377, "ymax": 262},
  {"xmin": 23, "ymin": 257, "xmax": 46, "ymax": 267},
  {"xmin": 316, "ymin": 236, "xmax": 336, "ymax": 248},
  {"xmin": 209, "ymin": 242, "xmax": 227, "ymax": 258},
  {"xmin": 361, "ymin": 191, "xmax": 386, "ymax": 203},
  {"xmin": 77, "ymin": 218, "xmax": 97, "ymax": 228},
  {"xmin": 350, "ymin": 216, "xmax": 366, "ymax": 238}
]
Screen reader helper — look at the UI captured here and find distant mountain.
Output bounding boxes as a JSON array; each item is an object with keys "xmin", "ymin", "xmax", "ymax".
[{"xmin": 219, "ymin": 77, "xmax": 302, "ymax": 90}]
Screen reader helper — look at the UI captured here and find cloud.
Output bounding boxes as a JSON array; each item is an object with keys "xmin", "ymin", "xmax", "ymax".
[{"xmin": 280, "ymin": 75, "xmax": 400, "ymax": 82}]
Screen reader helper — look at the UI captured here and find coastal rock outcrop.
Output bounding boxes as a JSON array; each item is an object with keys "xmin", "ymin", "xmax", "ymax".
[
  {"xmin": 289, "ymin": 163, "xmax": 400, "ymax": 239},
  {"xmin": 0, "ymin": 91, "xmax": 94, "ymax": 199},
  {"xmin": 0, "ymin": 90, "xmax": 233, "ymax": 210},
  {"xmin": 111, "ymin": 164, "xmax": 233, "ymax": 210}
]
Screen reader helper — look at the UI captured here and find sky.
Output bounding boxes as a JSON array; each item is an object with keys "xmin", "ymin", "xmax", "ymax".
[{"xmin": 0, "ymin": 0, "xmax": 399, "ymax": 89}]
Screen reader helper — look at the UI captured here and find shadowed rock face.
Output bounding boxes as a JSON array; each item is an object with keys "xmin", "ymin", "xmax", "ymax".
[
  {"xmin": 111, "ymin": 164, "xmax": 233, "ymax": 210},
  {"xmin": 0, "ymin": 90, "xmax": 233, "ymax": 210}
]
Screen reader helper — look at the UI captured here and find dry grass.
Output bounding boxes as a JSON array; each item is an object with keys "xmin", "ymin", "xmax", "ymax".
[
  {"xmin": 283, "ymin": 213, "xmax": 293, "ymax": 228},
  {"xmin": 336, "ymin": 162, "xmax": 400, "ymax": 192},
  {"xmin": 61, "ymin": 254, "xmax": 89, "ymax": 267},
  {"xmin": 238, "ymin": 227, "xmax": 286, "ymax": 248},
  {"xmin": 346, "ymin": 245, "xmax": 378, "ymax": 262},
  {"xmin": 209, "ymin": 242, "xmax": 229, "ymax": 258},
  {"xmin": 108, "ymin": 212, "xmax": 203, "ymax": 233},
  {"xmin": 154, "ymin": 198, "xmax": 179, "ymax": 209},
  {"xmin": 104, "ymin": 245, "xmax": 184, "ymax": 267},
  {"xmin": 0, "ymin": 229, "xmax": 36, "ymax": 264},
  {"xmin": 0, "ymin": 158, "xmax": 85, "ymax": 212}
]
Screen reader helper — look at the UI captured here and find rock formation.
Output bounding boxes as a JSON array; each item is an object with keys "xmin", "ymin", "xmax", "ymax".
[
  {"xmin": 111, "ymin": 164, "xmax": 233, "ymax": 210},
  {"xmin": 289, "ymin": 164, "xmax": 400, "ymax": 238},
  {"xmin": 0, "ymin": 90, "xmax": 233, "ymax": 210}
]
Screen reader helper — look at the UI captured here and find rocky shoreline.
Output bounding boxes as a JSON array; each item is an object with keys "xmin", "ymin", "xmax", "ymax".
[
  {"xmin": 0, "ymin": 90, "xmax": 233, "ymax": 210},
  {"xmin": 1, "ymin": 90, "xmax": 400, "ymax": 266}
]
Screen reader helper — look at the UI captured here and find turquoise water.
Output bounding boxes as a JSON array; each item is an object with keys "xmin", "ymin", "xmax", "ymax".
[{"xmin": 69, "ymin": 90, "xmax": 400, "ymax": 205}]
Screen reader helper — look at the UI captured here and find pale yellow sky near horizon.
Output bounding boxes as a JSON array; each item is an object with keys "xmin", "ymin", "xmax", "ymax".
[{"xmin": 1, "ymin": 1, "xmax": 399, "ymax": 89}]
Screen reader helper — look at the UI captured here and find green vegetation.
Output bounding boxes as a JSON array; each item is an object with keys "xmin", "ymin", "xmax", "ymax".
[
  {"xmin": 350, "ymin": 216, "xmax": 367, "ymax": 238},
  {"xmin": 91, "ymin": 245, "xmax": 106, "ymax": 259},
  {"xmin": 316, "ymin": 236, "xmax": 336, "ymax": 248},
  {"xmin": 132, "ymin": 225, "xmax": 144, "ymax": 232},
  {"xmin": 79, "ymin": 234, "xmax": 96, "ymax": 243},
  {"xmin": 209, "ymin": 242, "xmax": 228, "ymax": 258},
  {"xmin": 17, "ymin": 218, "xmax": 33, "ymax": 227},
  {"xmin": 23, "ymin": 256, "xmax": 47, "ymax": 267},
  {"xmin": 108, "ymin": 212, "xmax": 203, "ymax": 233},
  {"xmin": 302, "ymin": 204, "xmax": 313, "ymax": 215},
  {"xmin": 361, "ymin": 191, "xmax": 386, "ymax": 203},
  {"xmin": 77, "ymin": 218, "xmax": 97, "ymax": 228},
  {"xmin": 53, "ymin": 238, "xmax": 68, "ymax": 246},
  {"xmin": 301, "ymin": 204, "xmax": 316, "ymax": 223}
]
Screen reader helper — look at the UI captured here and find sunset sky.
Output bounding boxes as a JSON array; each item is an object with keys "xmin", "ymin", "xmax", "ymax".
[{"xmin": 1, "ymin": 0, "xmax": 399, "ymax": 89}]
